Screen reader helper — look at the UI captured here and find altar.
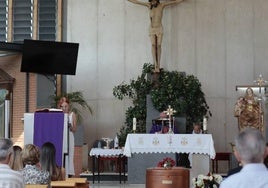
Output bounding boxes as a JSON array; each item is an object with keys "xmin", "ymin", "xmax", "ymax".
[{"xmin": 124, "ymin": 133, "xmax": 215, "ymax": 184}]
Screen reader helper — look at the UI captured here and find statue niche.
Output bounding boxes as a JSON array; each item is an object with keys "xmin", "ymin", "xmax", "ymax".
[{"xmin": 234, "ymin": 87, "xmax": 263, "ymax": 132}]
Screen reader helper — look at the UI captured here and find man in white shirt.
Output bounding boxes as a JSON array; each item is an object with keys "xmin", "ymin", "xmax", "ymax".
[
  {"xmin": 220, "ymin": 128, "xmax": 268, "ymax": 188},
  {"xmin": 0, "ymin": 138, "xmax": 25, "ymax": 188}
]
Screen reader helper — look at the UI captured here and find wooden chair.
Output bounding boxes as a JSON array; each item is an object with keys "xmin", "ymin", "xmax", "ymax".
[{"xmin": 211, "ymin": 152, "xmax": 232, "ymax": 173}]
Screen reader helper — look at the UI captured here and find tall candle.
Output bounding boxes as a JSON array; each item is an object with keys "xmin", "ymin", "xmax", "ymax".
[
  {"xmin": 133, "ymin": 117, "xmax": 137, "ymax": 131},
  {"xmin": 203, "ymin": 117, "xmax": 208, "ymax": 131}
]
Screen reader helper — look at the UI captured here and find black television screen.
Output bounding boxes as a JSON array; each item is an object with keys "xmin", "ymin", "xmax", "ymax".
[{"xmin": 21, "ymin": 39, "xmax": 79, "ymax": 75}]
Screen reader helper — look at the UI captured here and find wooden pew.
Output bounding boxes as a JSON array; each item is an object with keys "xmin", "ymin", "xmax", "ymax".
[
  {"xmin": 66, "ymin": 178, "xmax": 89, "ymax": 188},
  {"xmin": 25, "ymin": 185, "xmax": 48, "ymax": 188},
  {"xmin": 50, "ymin": 181, "xmax": 76, "ymax": 188},
  {"xmin": 50, "ymin": 178, "xmax": 89, "ymax": 188}
]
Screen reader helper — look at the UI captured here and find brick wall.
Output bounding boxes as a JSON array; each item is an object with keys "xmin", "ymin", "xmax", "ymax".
[
  {"xmin": 0, "ymin": 55, "xmax": 36, "ymax": 146},
  {"xmin": 1, "ymin": 55, "xmax": 83, "ymax": 177}
]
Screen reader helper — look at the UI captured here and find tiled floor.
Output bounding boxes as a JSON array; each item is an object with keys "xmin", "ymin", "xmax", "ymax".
[{"xmin": 89, "ymin": 181, "xmax": 145, "ymax": 188}]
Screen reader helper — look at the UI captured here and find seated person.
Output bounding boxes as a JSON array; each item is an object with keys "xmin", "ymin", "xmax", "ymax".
[
  {"xmin": 8, "ymin": 145, "xmax": 23, "ymax": 171},
  {"xmin": 0, "ymin": 138, "xmax": 25, "ymax": 187},
  {"xmin": 227, "ymin": 143, "xmax": 268, "ymax": 177},
  {"xmin": 21, "ymin": 144, "xmax": 50, "ymax": 184},
  {"xmin": 220, "ymin": 128, "xmax": 268, "ymax": 188},
  {"xmin": 40, "ymin": 142, "xmax": 65, "ymax": 181},
  {"xmin": 150, "ymin": 112, "xmax": 178, "ymax": 134}
]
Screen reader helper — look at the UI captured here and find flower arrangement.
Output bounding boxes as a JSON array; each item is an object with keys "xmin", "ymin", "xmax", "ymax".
[
  {"xmin": 192, "ymin": 172, "xmax": 223, "ymax": 188},
  {"xmin": 157, "ymin": 157, "xmax": 176, "ymax": 168}
]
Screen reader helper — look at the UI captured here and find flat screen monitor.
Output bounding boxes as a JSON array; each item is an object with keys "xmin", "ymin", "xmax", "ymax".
[{"xmin": 21, "ymin": 39, "xmax": 79, "ymax": 75}]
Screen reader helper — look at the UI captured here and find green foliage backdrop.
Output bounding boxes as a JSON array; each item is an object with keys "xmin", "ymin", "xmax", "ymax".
[{"xmin": 113, "ymin": 63, "xmax": 211, "ymax": 146}]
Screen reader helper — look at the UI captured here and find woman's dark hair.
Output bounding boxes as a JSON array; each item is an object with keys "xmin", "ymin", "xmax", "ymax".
[{"xmin": 40, "ymin": 142, "xmax": 58, "ymax": 180}]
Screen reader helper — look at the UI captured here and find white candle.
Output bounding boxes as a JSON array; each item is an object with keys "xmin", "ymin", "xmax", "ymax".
[
  {"xmin": 203, "ymin": 117, "xmax": 208, "ymax": 131},
  {"xmin": 133, "ymin": 117, "xmax": 137, "ymax": 131}
]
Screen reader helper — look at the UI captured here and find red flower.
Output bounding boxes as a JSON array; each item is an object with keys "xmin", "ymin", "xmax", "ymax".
[{"xmin": 157, "ymin": 157, "xmax": 176, "ymax": 168}]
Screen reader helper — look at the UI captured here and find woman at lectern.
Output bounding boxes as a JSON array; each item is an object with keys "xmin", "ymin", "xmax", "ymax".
[{"xmin": 59, "ymin": 97, "xmax": 77, "ymax": 177}]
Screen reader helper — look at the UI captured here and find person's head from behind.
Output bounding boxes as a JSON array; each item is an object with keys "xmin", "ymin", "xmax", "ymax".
[
  {"xmin": 41, "ymin": 142, "xmax": 65, "ymax": 180},
  {"xmin": 40, "ymin": 142, "xmax": 57, "ymax": 172},
  {"xmin": 0, "ymin": 138, "xmax": 13, "ymax": 164},
  {"xmin": 9, "ymin": 145, "xmax": 23, "ymax": 170},
  {"xmin": 21, "ymin": 144, "xmax": 40, "ymax": 166},
  {"xmin": 234, "ymin": 128, "xmax": 266, "ymax": 165}
]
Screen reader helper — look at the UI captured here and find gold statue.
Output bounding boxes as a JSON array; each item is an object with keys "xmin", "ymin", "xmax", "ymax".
[
  {"xmin": 127, "ymin": 0, "xmax": 184, "ymax": 72},
  {"xmin": 234, "ymin": 87, "xmax": 263, "ymax": 132}
]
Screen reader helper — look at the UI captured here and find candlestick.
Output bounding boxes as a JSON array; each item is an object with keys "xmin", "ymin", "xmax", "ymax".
[
  {"xmin": 133, "ymin": 117, "xmax": 136, "ymax": 131},
  {"xmin": 203, "ymin": 117, "xmax": 208, "ymax": 131}
]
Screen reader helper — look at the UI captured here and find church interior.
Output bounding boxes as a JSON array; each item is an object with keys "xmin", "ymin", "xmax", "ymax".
[{"xmin": 1, "ymin": 0, "xmax": 268, "ymax": 187}]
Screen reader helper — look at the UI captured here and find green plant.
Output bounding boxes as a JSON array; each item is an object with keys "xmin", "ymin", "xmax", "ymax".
[
  {"xmin": 151, "ymin": 73, "xmax": 211, "ymax": 126},
  {"xmin": 113, "ymin": 63, "xmax": 153, "ymax": 145},
  {"xmin": 113, "ymin": 63, "xmax": 211, "ymax": 146}
]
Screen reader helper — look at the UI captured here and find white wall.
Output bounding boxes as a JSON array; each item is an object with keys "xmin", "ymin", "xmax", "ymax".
[{"xmin": 64, "ymin": 0, "xmax": 268, "ymax": 152}]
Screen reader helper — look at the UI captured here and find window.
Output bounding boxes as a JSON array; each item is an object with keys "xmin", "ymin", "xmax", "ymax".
[
  {"xmin": 0, "ymin": 0, "xmax": 7, "ymax": 41},
  {"xmin": 0, "ymin": 0, "xmax": 60, "ymax": 43},
  {"xmin": 38, "ymin": 0, "xmax": 57, "ymax": 41},
  {"xmin": 12, "ymin": 0, "xmax": 33, "ymax": 42}
]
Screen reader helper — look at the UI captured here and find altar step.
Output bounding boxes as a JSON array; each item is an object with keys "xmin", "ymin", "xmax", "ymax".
[{"xmin": 80, "ymin": 172, "xmax": 128, "ymax": 182}]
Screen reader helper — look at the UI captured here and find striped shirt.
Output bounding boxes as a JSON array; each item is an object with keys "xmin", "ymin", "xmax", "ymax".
[{"xmin": 0, "ymin": 164, "xmax": 25, "ymax": 188}]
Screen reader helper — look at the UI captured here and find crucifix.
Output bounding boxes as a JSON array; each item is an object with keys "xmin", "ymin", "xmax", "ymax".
[
  {"xmin": 127, "ymin": 0, "xmax": 185, "ymax": 73},
  {"xmin": 164, "ymin": 105, "xmax": 176, "ymax": 134},
  {"xmin": 254, "ymin": 74, "xmax": 268, "ymax": 97}
]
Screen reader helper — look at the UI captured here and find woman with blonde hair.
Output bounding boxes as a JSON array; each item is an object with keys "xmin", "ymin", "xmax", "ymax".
[{"xmin": 20, "ymin": 144, "xmax": 50, "ymax": 184}]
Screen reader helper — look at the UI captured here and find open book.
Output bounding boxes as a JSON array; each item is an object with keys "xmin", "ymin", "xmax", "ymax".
[{"xmin": 35, "ymin": 108, "xmax": 63, "ymax": 113}]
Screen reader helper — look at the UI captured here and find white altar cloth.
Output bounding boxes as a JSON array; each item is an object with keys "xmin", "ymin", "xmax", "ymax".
[
  {"xmin": 89, "ymin": 148, "xmax": 124, "ymax": 157},
  {"xmin": 123, "ymin": 134, "xmax": 215, "ymax": 159},
  {"xmin": 124, "ymin": 134, "xmax": 216, "ymax": 185}
]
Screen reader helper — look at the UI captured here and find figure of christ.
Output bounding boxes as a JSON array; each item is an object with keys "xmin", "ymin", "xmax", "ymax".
[{"xmin": 127, "ymin": 0, "xmax": 184, "ymax": 72}]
